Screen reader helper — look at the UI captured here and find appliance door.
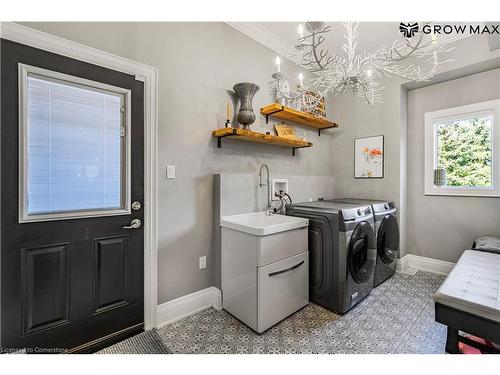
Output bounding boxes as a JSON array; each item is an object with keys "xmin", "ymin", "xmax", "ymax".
[
  {"xmin": 257, "ymin": 252, "xmax": 308, "ymax": 333},
  {"xmin": 377, "ymin": 215, "xmax": 399, "ymax": 264},
  {"xmin": 347, "ymin": 221, "xmax": 375, "ymax": 283}
]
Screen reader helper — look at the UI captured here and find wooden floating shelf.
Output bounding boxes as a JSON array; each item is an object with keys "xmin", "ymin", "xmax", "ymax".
[
  {"xmin": 212, "ymin": 128, "xmax": 312, "ymax": 156},
  {"xmin": 260, "ymin": 103, "xmax": 339, "ymax": 136}
]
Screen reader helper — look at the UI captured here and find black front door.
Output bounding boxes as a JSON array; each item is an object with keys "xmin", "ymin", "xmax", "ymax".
[{"xmin": 1, "ymin": 40, "xmax": 145, "ymax": 353}]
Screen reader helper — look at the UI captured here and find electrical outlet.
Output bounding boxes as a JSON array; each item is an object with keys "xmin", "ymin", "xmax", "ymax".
[
  {"xmin": 167, "ymin": 165, "xmax": 176, "ymax": 179},
  {"xmin": 199, "ymin": 256, "xmax": 206, "ymax": 270}
]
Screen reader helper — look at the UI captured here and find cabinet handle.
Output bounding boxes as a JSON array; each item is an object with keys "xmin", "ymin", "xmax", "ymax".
[{"xmin": 268, "ymin": 260, "xmax": 304, "ymax": 277}]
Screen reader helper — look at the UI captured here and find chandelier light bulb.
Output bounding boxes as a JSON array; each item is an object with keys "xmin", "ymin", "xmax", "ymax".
[
  {"xmin": 366, "ymin": 69, "xmax": 373, "ymax": 77},
  {"xmin": 298, "ymin": 73, "xmax": 304, "ymax": 87}
]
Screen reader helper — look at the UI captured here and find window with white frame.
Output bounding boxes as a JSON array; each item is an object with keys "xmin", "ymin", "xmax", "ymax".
[
  {"xmin": 19, "ymin": 64, "xmax": 131, "ymax": 222},
  {"xmin": 424, "ymin": 99, "xmax": 500, "ymax": 196}
]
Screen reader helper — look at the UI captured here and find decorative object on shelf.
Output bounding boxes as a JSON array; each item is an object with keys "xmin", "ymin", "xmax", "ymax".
[
  {"xmin": 270, "ymin": 71, "xmax": 293, "ymax": 106},
  {"xmin": 434, "ymin": 166, "xmax": 447, "ymax": 186},
  {"xmin": 225, "ymin": 102, "xmax": 232, "ymax": 127},
  {"xmin": 301, "ymin": 90, "xmax": 326, "ymax": 119},
  {"xmin": 274, "ymin": 122, "xmax": 297, "ymax": 140},
  {"xmin": 354, "ymin": 135, "xmax": 384, "ymax": 178},
  {"xmin": 226, "ymin": 89, "xmax": 240, "ymax": 127},
  {"xmin": 233, "ymin": 82, "xmax": 259, "ymax": 130},
  {"xmin": 293, "ymin": 22, "xmax": 453, "ymax": 106},
  {"xmin": 268, "ymin": 57, "xmax": 306, "ymax": 109}
]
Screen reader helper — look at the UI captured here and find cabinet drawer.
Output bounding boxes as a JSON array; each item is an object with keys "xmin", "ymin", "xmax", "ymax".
[
  {"xmin": 257, "ymin": 227, "xmax": 308, "ymax": 267},
  {"xmin": 257, "ymin": 252, "xmax": 309, "ymax": 333}
]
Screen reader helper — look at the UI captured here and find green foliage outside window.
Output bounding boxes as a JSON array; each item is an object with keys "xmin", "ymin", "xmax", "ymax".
[{"xmin": 436, "ymin": 116, "xmax": 492, "ymax": 187}]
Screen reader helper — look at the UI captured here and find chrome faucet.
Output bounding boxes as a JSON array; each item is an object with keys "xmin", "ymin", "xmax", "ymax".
[{"xmin": 258, "ymin": 163, "xmax": 273, "ymax": 215}]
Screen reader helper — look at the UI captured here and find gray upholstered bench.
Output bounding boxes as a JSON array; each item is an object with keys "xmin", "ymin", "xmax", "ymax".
[{"xmin": 434, "ymin": 250, "xmax": 500, "ymax": 354}]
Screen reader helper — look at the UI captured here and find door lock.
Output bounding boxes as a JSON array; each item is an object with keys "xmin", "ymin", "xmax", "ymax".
[
  {"xmin": 123, "ymin": 219, "xmax": 141, "ymax": 229},
  {"xmin": 131, "ymin": 201, "xmax": 141, "ymax": 210}
]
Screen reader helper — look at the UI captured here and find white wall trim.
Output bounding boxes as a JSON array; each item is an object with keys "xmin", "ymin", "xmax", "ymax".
[
  {"xmin": 156, "ymin": 287, "xmax": 222, "ymax": 327},
  {"xmin": 396, "ymin": 255, "xmax": 410, "ymax": 273},
  {"xmin": 0, "ymin": 22, "xmax": 159, "ymax": 330},
  {"xmin": 225, "ymin": 22, "xmax": 299, "ymax": 64},
  {"xmin": 397, "ymin": 254, "xmax": 455, "ymax": 275}
]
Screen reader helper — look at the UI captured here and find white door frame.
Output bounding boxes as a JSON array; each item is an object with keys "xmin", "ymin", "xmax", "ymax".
[{"xmin": 0, "ymin": 22, "xmax": 159, "ymax": 330}]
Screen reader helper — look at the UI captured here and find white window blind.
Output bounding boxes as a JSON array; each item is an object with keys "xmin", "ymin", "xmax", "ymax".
[{"xmin": 25, "ymin": 73, "xmax": 125, "ymax": 216}]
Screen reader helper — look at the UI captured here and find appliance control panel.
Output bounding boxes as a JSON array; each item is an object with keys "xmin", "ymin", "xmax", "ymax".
[
  {"xmin": 342, "ymin": 205, "xmax": 372, "ymax": 221},
  {"xmin": 372, "ymin": 201, "xmax": 395, "ymax": 213}
]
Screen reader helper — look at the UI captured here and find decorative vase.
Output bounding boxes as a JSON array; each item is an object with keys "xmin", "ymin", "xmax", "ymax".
[
  {"xmin": 226, "ymin": 89, "xmax": 240, "ymax": 128},
  {"xmin": 233, "ymin": 82, "xmax": 259, "ymax": 130}
]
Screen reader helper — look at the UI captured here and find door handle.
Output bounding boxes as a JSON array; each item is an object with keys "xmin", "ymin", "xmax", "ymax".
[
  {"xmin": 123, "ymin": 219, "xmax": 141, "ymax": 229},
  {"xmin": 268, "ymin": 260, "xmax": 304, "ymax": 277}
]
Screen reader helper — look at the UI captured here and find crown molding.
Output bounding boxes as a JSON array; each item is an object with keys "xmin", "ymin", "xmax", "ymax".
[
  {"xmin": 226, "ymin": 22, "xmax": 299, "ymax": 64},
  {"xmin": 0, "ymin": 22, "xmax": 157, "ymax": 78}
]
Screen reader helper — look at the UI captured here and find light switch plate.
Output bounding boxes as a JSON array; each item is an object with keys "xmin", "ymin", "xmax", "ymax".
[
  {"xmin": 199, "ymin": 256, "xmax": 207, "ymax": 270},
  {"xmin": 167, "ymin": 165, "xmax": 176, "ymax": 179}
]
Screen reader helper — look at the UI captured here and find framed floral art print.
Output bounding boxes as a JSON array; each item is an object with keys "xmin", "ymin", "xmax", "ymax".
[{"xmin": 354, "ymin": 135, "xmax": 384, "ymax": 178}]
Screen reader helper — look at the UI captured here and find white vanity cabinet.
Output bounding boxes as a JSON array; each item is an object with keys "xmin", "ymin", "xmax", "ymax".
[{"xmin": 221, "ymin": 212, "xmax": 309, "ymax": 333}]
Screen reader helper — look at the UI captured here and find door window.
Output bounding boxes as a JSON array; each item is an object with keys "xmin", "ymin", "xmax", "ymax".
[{"xmin": 19, "ymin": 64, "xmax": 131, "ymax": 222}]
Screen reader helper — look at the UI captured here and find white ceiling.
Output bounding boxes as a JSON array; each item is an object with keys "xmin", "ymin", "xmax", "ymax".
[{"xmin": 227, "ymin": 22, "xmax": 476, "ymax": 62}]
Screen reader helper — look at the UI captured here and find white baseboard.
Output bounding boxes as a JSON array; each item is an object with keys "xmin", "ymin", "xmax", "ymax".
[
  {"xmin": 397, "ymin": 254, "xmax": 455, "ymax": 275},
  {"xmin": 156, "ymin": 287, "xmax": 222, "ymax": 327},
  {"xmin": 396, "ymin": 254, "xmax": 410, "ymax": 273}
]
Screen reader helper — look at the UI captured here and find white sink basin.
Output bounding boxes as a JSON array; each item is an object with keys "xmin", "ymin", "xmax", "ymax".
[{"xmin": 220, "ymin": 211, "xmax": 308, "ymax": 236}]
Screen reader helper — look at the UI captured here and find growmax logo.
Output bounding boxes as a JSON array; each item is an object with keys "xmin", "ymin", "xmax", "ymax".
[
  {"xmin": 399, "ymin": 22, "xmax": 419, "ymax": 38},
  {"xmin": 399, "ymin": 22, "xmax": 500, "ymax": 38}
]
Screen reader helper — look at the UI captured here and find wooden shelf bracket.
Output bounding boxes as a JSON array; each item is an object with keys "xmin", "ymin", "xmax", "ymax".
[{"xmin": 264, "ymin": 105, "xmax": 285, "ymax": 124}]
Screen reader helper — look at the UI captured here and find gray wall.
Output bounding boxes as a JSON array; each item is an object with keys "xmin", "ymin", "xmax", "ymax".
[
  {"xmin": 22, "ymin": 22, "xmax": 337, "ymax": 304},
  {"xmin": 407, "ymin": 68, "xmax": 500, "ymax": 263},
  {"xmin": 329, "ymin": 77, "xmax": 404, "ymax": 203}
]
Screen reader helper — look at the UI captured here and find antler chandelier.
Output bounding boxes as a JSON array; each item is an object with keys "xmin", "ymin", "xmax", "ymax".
[{"xmin": 294, "ymin": 22, "xmax": 453, "ymax": 106}]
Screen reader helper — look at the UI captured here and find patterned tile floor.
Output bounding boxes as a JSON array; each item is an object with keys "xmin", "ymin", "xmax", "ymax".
[{"xmin": 157, "ymin": 271, "xmax": 447, "ymax": 354}]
